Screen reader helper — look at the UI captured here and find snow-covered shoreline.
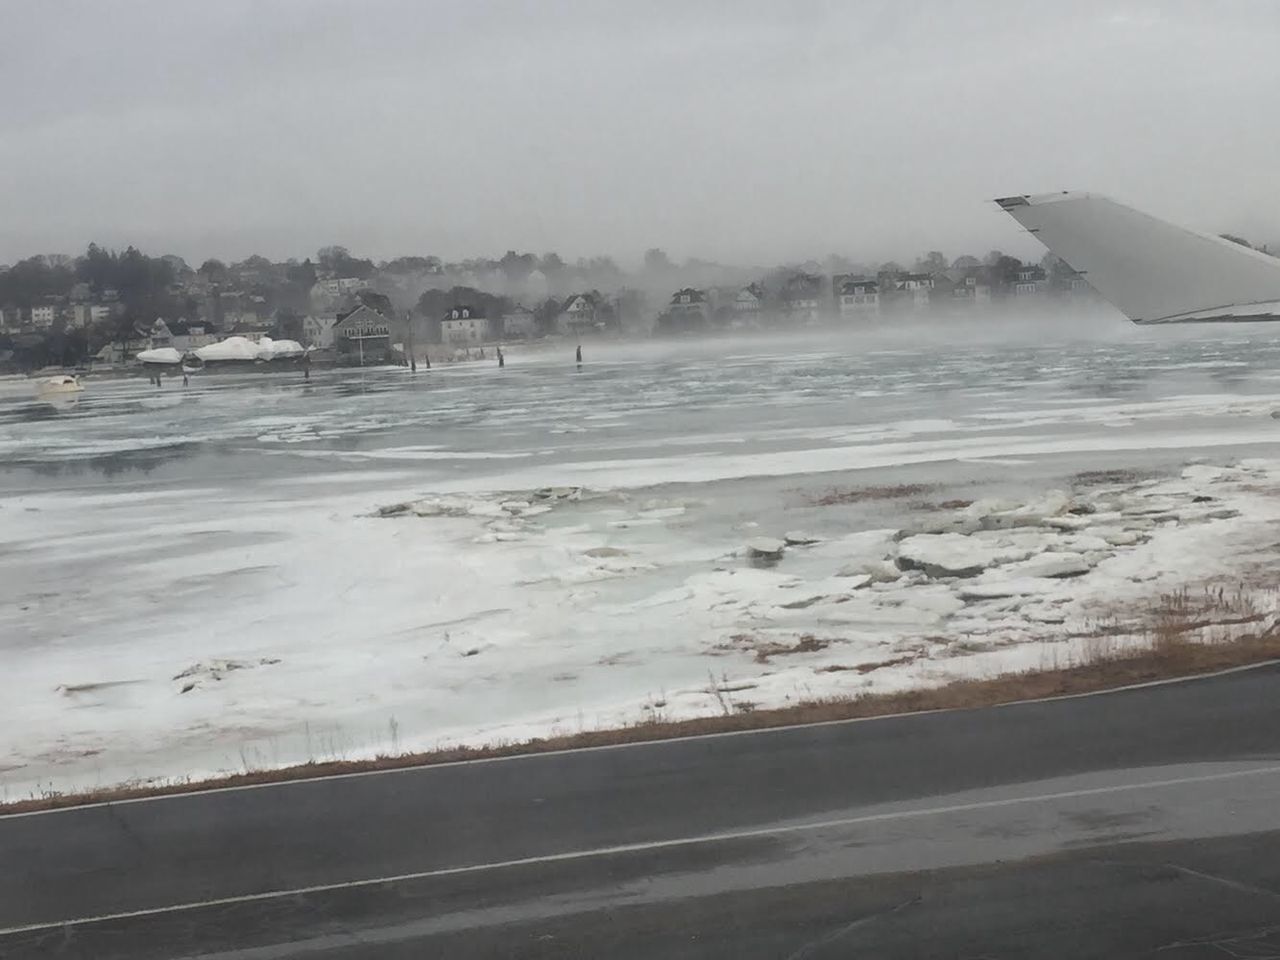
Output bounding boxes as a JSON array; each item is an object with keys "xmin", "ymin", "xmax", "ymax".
[
  {"xmin": 6, "ymin": 333, "xmax": 1280, "ymax": 799},
  {"xmin": 5, "ymin": 455, "xmax": 1280, "ymax": 800}
]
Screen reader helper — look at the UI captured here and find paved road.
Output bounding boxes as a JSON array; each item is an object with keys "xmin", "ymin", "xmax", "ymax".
[{"xmin": 4, "ymin": 664, "xmax": 1280, "ymax": 958}]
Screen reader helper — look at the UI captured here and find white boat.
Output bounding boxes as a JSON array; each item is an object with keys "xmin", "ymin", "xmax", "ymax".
[{"xmin": 35, "ymin": 375, "xmax": 85, "ymax": 397}]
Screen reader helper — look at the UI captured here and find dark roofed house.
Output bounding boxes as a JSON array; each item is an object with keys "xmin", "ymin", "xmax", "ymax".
[
  {"xmin": 664, "ymin": 288, "xmax": 708, "ymax": 332},
  {"xmin": 837, "ymin": 278, "xmax": 880, "ymax": 321},
  {"xmin": 731, "ymin": 284, "xmax": 765, "ymax": 329},
  {"xmin": 1013, "ymin": 265, "xmax": 1047, "ymax": 296},
  {"xmin": 558, "ymin": 293, "xmax": 602, "ymax": 335},
  {"xmin": 948, "ymin": 267, "xmax": 993, "ymax": 308},
  {"xmin": 333, "ymin": 304, "xmax": 403, "ymax": 364}
]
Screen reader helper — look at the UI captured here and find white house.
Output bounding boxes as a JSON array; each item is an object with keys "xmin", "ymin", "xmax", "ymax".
[
  {"xmin": 733, "ymin": 285, "xmax": 764, "ymax": 327},
  {"xmin": 30, "ymin": 305, "xmax": 56, "ymax": 329},
  {"xmin": 302, "ymin": 314, "xmax": 338, "ymax": 348},
  {"xmin": 897, "ymin": 273, "xmax": 933, "ymax": 310},
  {"xmin": 838, "ymin": 279, "xmax": 880, "ymax": 320},
  {"xmin": 441, "ymin": 305, "xmax": 491, "ymax": 344},
  {"xmin": 558, "ymin": 293, "xmax": 601, "ymax": 334}
]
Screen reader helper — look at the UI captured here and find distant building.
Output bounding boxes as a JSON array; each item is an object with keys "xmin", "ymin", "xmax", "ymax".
[
  {"xmin": 148, "ymin": 318, "xmax": 174, "ymax": 348},
  {"xmin": 1013, "ymin": 265, "xmax": 1047, "ymax": 296},
  {"xmin": 1051, "ymin": 264, "xmax": 1092, "ymax": 300},
  {"xmin": 948, "ymin": 269, "xmax": 993, "ymax": 308},
  {"xmin": 837, "ymin": 278, "xmax": 880, "ymax": 321},
  {"xmin": 732, "ymin": 284, "xmax": 765, "ymax": 328},
  {"xmin": 302, "ymin": 314, "xmax": 338, "ymax": 349},
  {"xmin": 441, "ymin": 305, "xmax": 491, "ymax": 345},
  {"xmin": 666, "ymin": 288, "xmax": 708, "ymax": 330},
  {"xmin": 781, "ymin": 274, "xmax": 824, "ymax": 324},
  {"xmin": 899, "ymin": 273, "xmax": 933, "ymax": 310},
  {"xmin": 30, "ymin": 305, "xmax": 56, "ymax": 329},
  {"xmin": 227, "ymin": 312, "xmax": 274, "ymax": 336},
  {"xmin": 316, "ymin": 277, "xmax": 368, "ymax": 297},
  {"xmin": 500, "ymin": 305, "xmax": 538, "ymax": 339},
  {"xmin": 169, "ymin": 321, "xmax": 215, "ymax": 352},
  {"xmin": 333, "ymin": 304, "xmax": 402, "ymax": 363},
  {"xmin": 558, "ymin": 293, "xmax": 602, "ymax": 335}
]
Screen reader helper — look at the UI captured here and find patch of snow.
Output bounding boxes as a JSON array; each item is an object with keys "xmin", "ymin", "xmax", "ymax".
[
  {"xmin": 1003, "ymin": 551, "xmax": 1096, "ymax": 579},
  {"xmin": 194, "ymin": 336, "xmax": 261, "ymax": 362},
  {"xmin": 136, "ymin": 347, "xmax": 183, "ymax": 364}
]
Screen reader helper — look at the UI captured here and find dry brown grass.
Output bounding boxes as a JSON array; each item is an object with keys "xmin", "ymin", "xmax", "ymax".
[
  {"xmin": 817, "ymin": 654, "xmax": 919, "ymax": 674},
  {"xmin": 1071, "ymin": 468, "xmax": 1157, "ymax": 487},
  {"xmin": 810, "ymin": 484, "xmax": 933, "ymax": 506},
  {"xmin": 751, "ymin": 634, "xmax": 830, "ymax": 663}
]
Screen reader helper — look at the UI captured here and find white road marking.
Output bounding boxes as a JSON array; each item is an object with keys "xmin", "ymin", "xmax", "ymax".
[
  {"xmin": 4, "ymin": 658, "xmax": 1275, "ymax": 821},
  {"xmin": 4, "ymin": 763, "xmax": 1280, "ymax": 937}
]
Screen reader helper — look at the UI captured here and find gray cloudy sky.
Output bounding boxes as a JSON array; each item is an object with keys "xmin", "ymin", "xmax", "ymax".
[{"xmin": 2, "ymin": 0, "xmax": 1278, "ymax": 267}]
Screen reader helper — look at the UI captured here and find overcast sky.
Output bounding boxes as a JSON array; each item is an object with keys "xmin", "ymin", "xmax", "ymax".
[{"xmin": 2, "ymin": 0, "xmax": 1278, "ymax": 268}]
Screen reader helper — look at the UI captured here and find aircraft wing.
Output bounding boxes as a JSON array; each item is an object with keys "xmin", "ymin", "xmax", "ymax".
[{"xmin": 994, "ymin": 191, "xmax": 1280, "ymax": 324}]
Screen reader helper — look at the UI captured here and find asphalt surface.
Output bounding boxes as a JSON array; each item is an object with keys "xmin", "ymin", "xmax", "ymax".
[{"xmin": 4, "ymin": 664, "xmax": 1280, "ymax": 958}]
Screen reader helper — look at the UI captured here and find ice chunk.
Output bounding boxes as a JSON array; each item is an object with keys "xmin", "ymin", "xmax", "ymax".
[
  {"xmin": 896, "ymin": 533, "xmax": 1008, "ymax": 578},
  {"xmin": 956, "ymin": 578, "xmax": 1060, "ymax": 600},
  {"xmin": 1041, "ymin": 516, "xmax": 1093, "ymax": 531},
  {"xmin": 1099, "ymin": 529, "xmax": 1145, "ymax": 546},
  {"xmin": 745, "ymin": 538, "xmax": 786, "ymax": 560},
  {"xmin": 898, "ymin": 528, "xmax": 1054, "ymax": 579},
  {"xmin": 839, "ymin": 559, "xmax": 900, "ymax": 582},
  {"xmin": 1003, "ymin": 551, "xmax": 1095, "ymax": 579},
  {"xmin": 784, "ymin": 531, "xmax": 822, "ymax": 545}
]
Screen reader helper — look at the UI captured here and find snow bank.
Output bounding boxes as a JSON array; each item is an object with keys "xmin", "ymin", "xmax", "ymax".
[
  {"xmin": 137, "ymin": 347, "xmax": 183, "ymax": 365},
  {"xmin": 195, "ymin": 336, "xmax": 260, "ymax": 362},
  {"xmin": 192, "ymin": 336, "xmax": 305, "ymax": 363},
  {"xmin": 255, "ymin": 337, "xmax": 304, "ymax": 360}
]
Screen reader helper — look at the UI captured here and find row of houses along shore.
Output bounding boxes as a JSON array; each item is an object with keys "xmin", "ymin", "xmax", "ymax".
[
  {"xmin": 316, "ymin": 261, "xmax": 1096, "ymax": 364},
  {"xmin": 2, "ymin": 260, "xmax": 1098, "ymax": 370}
]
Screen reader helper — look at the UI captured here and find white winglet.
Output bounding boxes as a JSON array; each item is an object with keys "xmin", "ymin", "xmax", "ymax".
[{"xmin": 994, "ymin": 192, "xmax": 1280, "ymax": 324}]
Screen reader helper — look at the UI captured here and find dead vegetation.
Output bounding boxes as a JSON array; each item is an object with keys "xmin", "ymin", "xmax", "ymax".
[
  {"xmin": 1071, "ymin": 468, "xmax": 1157, "ymax": 487},
  {"xmin": 752, "ymin": 634, "xmax": 830, "ymax": 663},
  {"xmin": 817, "ymin": 654, "xmax": 919, "ymax": 674},
  {"xmin": 811, "ymin": 483, "xmax": 933, "ymax": 506}
]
